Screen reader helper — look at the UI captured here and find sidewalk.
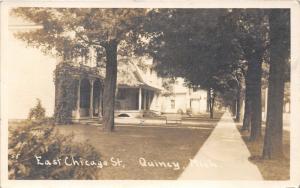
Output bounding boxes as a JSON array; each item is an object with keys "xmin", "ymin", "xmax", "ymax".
[{"xmin": 179, "ymin": 111, "xmax": 263, "ymax": 180}]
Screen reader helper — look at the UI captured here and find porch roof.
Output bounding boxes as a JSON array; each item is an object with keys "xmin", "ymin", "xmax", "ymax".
[
  {"xmin": 118, "ymin": 83, "xmax": 161, "ymax": 92},
  {"xmin": 117, "ymin": 61, "xmax": 162, "ymax": 91},
  {"xmin": 56, "ymin": 58, "xmax": 162, "ymax": 91},
  {"xmin": 55, "ymin": 62, "xmax": 105, "ymax": 81}
]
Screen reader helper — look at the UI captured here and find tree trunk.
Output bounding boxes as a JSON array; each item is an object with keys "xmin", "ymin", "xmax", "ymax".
[
  {"xmin": 102, "ymin": 40, "xmax": 118, "ymax": 132},
  {"xmin": 242, "ymin": 72, "xmax": 252, "ymax": 131},
  {"xmin": 262, "ymin": 10, "xmax": 289, "ymax": 159},
  {"xmin": 206, "ymin": 90, "xmax": 210, "ymax": 112},
  {"xmin": 241, "ymin": 51, "xmax": 263, "ymax": 140},
  {"xmin": 248, "ymin": 58, "xmax": 262, "ymax": 141},
  {"xmin": 232, "ymin": 100, "xmax": 236, "ymax": 116},
  {"xmin": 236, "ymin": 85, "xmax": 241, "ymax": 122},
  {"xmin": 210, "ymin": 99, "xmax": 214, "ymax": 119},
  {"xmin": 209, "ymin": 89, "xmax": 214, "ymax": 119}
]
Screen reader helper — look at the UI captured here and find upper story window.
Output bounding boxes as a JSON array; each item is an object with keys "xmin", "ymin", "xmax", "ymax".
[{"xmin": 171, "ymin": 100, "xmax": 175, "ymax": 109}]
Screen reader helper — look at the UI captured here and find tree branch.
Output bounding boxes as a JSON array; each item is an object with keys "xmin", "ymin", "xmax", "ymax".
[{"xmin": 75, "ymin": 31, "xmax": 102, "ymax": 46}]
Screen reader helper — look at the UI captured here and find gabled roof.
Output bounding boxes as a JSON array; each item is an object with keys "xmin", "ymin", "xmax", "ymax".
[
  {"xmin": 117, "ymin": 57, "xmax": 162, "ymax": 91},
  {"xmin": 117, "ymin": 62, "xmax": 143, "ymax": 87}
]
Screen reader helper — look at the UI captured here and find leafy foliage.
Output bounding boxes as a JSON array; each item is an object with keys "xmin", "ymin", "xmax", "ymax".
[
  {"xmin": 284, "ymin": 82, "xmax": 290, "ymax": 104},
  {"xmin": 142, "ymin": 9, "xmax": 241, "ymax": 93},
  {"xmin": 8, "ymin": 121, "xmax": 101, "ymax": 179},
  {"xmin": 54, "ymin": 64, "xmax": 78, "ymax": 124},
  {"xmin": 161, "ymin": 78, "xmax": 175, "ymax": 96},
  {"xmin": 11, "ymin": 8, "xmax": 150, "ymax": 131},
  {"xmin": 142, "ymin": 9, "xmax": 283, "ymax": 110},
  {"xmin": 11, "ymin": 8, "xmax": 148, "ymax": 60},
  {"xmin": 28, "ymin": 99, "xmax": 46, "ymax": 121}
]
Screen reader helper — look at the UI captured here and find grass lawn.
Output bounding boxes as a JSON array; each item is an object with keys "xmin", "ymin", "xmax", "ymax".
[
  {"xmin": 237, "ymin": 125, "xmax": 290, "ymax": 180},
  {"xmin": 51, "ymin": 112, "xmax": 223, "ymax": 180}
]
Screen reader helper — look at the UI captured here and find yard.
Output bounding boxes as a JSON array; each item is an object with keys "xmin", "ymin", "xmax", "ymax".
[
  {"xmin": 237, "ymin": 123, "xmax": 290, "ymax": 180},
  {"xmin": 53, "ymin": 112, "xmax": 223, "ymax": 180}
]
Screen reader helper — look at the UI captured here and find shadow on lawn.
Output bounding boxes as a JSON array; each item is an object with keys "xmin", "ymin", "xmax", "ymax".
[
  {"xmin": 54, "ymin": 112, "xmax": 224, "ymax": 179},
  {"xmin": 8, "ymin": 112, "xmax": 224, "ymax": 180},
  {"xmin": 237, "ymin": 125, "xmax": 290, "ymax": 180}
]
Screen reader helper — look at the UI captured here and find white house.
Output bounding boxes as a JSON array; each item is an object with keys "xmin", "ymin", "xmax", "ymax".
[
  {"xmin": 161, "ymin": 78, "xmax": 208, "ymax": 115},
  {"xmin": 6, "ymin": 15, "xmax": 208, "ymax": 121}
]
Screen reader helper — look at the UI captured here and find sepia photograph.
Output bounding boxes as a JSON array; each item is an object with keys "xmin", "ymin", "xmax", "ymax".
[{"xmin": 1, "ymin": 1, "xmax": 299, "ymax": 186}]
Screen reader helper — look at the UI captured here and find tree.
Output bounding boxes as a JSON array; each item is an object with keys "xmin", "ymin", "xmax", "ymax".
[
  {"xmin": 145, "ymin": 9, "xmax": 271, "ymax": 139},
  {"xmin": 262, "ymin": 9, "xmax": 290, "ymax": 159},
  {"xmin": 12, "ymin": 8, "xmax": 148, "ymax": 131},
  {"xmin": 28, "ymin": 98, "xmax": 46, "ymax": 121},
  {"xmin": 221, "ymin": 10, "xmax": 270, "ymax": 141},
  {"xmin": 141, "ymin": 9, "xmax": 244, "ymax": 118}
]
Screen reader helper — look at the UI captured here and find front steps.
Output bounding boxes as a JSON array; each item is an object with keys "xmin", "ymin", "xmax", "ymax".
[{"xmin": 77, "ymin": 117, "xmax": 102, "ymax": 126}]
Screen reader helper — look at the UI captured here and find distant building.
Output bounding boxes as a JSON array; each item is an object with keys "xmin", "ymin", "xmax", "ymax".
[{"xmin": 161, "ymin": 78, "xmax": 208, "ymax": 115}]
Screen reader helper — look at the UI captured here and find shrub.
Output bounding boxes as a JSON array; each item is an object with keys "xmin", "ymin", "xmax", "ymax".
[
  {"xmin": 177, "ymin": 109, "xmax": 183, "ymax": 114},
  {"xmin": 8, "ymin": 121, "xmax": 101, "ymax": 179},
  {"xmin": 28, "ymin": 99, "xmax": 46, "ymax": 121}
]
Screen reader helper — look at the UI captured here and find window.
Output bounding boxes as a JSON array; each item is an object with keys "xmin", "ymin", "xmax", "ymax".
[
  {"xmin": 117, "ymin": 89, "xmax": 126, "ymax": 100},
  {"xmin": 171, "ymin": 100, "xmax": 175, "ymax": 109}
]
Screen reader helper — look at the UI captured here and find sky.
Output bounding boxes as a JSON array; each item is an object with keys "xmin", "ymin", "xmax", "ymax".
[{"xmin": 6, "ymin": 15, "xmax": 57, "ymax": 119}]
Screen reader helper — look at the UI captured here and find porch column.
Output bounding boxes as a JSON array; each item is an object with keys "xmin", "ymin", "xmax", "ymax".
[
  {"xmin": 143, "ymin": 90, "xmax": 147, "ymax": 110},
  {"xmin": 89, "ymin": 79, "xmax": 94, "ymax": 118},
  {"xmin": 98, "ymin": 87, "xmax": 103, "ymax": 118},
  {"xmin": 148, "ymin": 91, "xmax": 152, "ymax": 110},
  {"xmin": 153, "ymin": 92, "xmax": 157, "ymax": 108},
  {"xmin": 75, "ymin": 79, "xmax": 81, "ymax": 120},
  {"xmin": 138, "ymin": 87, "xmax": 142, "ymax": 110}
]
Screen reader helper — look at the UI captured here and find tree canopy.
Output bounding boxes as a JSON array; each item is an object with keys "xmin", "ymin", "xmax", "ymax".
[
  {"xmin": 12, "ymin": 8, "xmax": 148, "ymax": 60},
  {"xmin": 12, "ymin": 8, "xmax": 291, "ymax": 159},
  {"xmin": 12, "ymin": 8, "xmax": 150, "ymax": 131}
]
